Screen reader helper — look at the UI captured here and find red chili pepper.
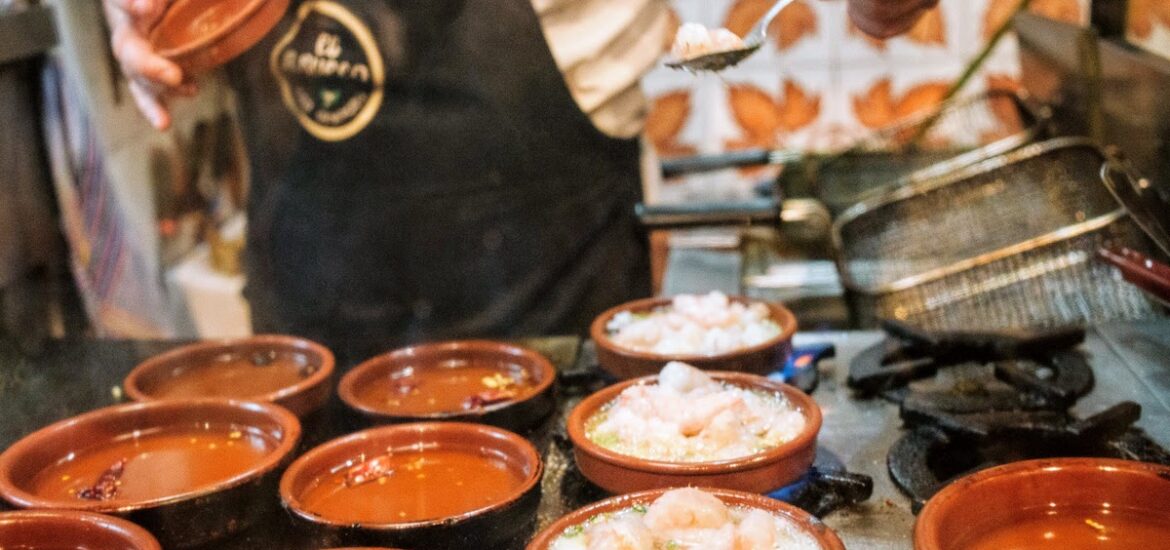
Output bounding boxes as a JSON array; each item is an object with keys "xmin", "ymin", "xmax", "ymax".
[
  {"xmin": 344, "ymin": 454, "xmax": 395, "ymax": 487},
  {"xmin": 78, "ymin": 458, "xmax": 126, "ymax": 501},
  {"xmin": 462, "ymin": 389, "xmax": 517, "ymax": 410}
]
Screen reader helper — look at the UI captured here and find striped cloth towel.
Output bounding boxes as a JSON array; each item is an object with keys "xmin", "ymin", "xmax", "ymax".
[{"xmin": 41, "ymin": 60, "xmax": 176, "ymax": 338}]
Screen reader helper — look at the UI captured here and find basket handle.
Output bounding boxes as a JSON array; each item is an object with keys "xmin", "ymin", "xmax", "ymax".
[
  {"xmin": 1100, "ymin": 157, "xmax": 1170, "ymax": 257},
  {"xmin": 1098, "ymin": 247, "xmax": 1170, "ymax": 305}
]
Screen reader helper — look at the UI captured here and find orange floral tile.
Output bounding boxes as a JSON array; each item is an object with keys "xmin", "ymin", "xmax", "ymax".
[
  {"xmin": 1128, "ymin": 0, "xmax": 1170, "ymax": 39},
  {"xmin": 852, "ymin": 78, "xmax": 950, "ymax": 129},
  {"xmin": 983, "ymin": 74, "xmax": 1026, "ymax": 141},
  {"xmin": 727, "ymin": 80, "xmax": 822, "ymax": 141},
  {"xmin": 724, "ymin": 0, "xmax": 818, "ymax": 51},
  {"xmin": 645, "ymin": 90, "xmax": 698, "ymax": 159},
  {"xmin": 723, "ymin": 80, "xmax": 822, "ymax": 175},
  {"xmin": 984, "ymin": 0, "xmax": 1083, "ymax": 40}
]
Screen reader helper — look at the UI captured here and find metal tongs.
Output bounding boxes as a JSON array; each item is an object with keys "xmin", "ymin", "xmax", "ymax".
[{"xmin": 666, "ymin": 0, "xmax": 796, "ymax": 72}]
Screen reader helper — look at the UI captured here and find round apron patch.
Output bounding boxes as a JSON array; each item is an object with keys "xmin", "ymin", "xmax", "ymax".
[{"xmin": 270, "ymin": 1, "xmax": 385, "ymax": 142}]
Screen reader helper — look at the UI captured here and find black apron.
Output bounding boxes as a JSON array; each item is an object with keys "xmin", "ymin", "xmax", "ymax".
[{"xmin": 227, "ymin": 0, "xmax": 649, "ymax": 363}]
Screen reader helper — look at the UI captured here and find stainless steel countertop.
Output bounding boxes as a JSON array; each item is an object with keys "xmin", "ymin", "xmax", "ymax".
[{"xmin": 790, "ymin": 322, "xmax": 1170, "ymax": 549}]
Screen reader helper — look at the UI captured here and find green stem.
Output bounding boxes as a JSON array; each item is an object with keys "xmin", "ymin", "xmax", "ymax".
[{"xmin": 910, "ymin": 0, "xmax": 1034, "ymax": 147}]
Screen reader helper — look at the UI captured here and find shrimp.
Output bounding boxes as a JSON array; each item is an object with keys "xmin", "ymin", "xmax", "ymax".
[
  {"xmin": 679, "ymin": 392, "xmax": 746, "ymax": 436},
  {"xmin": 583, "ymin": 514, "xmax": 653, "ymax": 550},
  {"xmin": 667, "ymin": 524, "xmax": 738, "ymax": 550},
  {"xmin": 699, "ymin": 409, "xmax": 742, "ymax": 449},
  {"xmin": 735, "ymin": 508, "xmax": 779, "ymax": 550},
  {"xmin": 644, "ymin": 488, "xmax": 731, "ymax": 533},
  {"xmin": 659, "ymin": 361, "xmax": 715, "ymax": 394}
]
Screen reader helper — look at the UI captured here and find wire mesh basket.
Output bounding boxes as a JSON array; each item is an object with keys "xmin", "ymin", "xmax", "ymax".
[
  {"xmin": 779, "ymin": 90, "xmax": 1049, "ymax": 214},
  {"xmin": 832, "ymin": 137, "xmax": 1166, "ymax": 330}
]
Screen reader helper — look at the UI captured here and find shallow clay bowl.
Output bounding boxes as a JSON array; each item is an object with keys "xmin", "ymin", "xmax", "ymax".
[
  {"xmin": 0, "ymin": 510, "xmax": 161, "ymax": 549},
  {"xmin": 149, "ymin": 0, "xmax": 290, "ymax": 75},
  {"xmin": 124, "ymin": 334, "xmax": 334, "ymax": 418},
  {"xmin": 280, "ymin": 422, "xmax": 542, "ymax": 549},
  {"xmin": 527, "ymin": 487, "xmax": 845, "ymax": 549},
  {"xmin": 339, "ymin": 340, "xmax": 556, "ymax": 432},
  {"xmin": 0, "ymin": 398, "xmax": 301, "ymax": 548},
  {"xmin": 567, "ymin": 371, "xmax": 821, "ymax": 494},
  {"xmin": 915, "ymin": 457, "xmax": 1170, "ymax": 549},
  {"xmin": 590, "ymin": 295, "xmax": 797, "ymax": 379}
]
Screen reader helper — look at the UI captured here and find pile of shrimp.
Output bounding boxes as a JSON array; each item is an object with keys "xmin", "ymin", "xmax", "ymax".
[
  {"xmin": 671, "ymin": 23, "xmax": 746, "ymax": 61},
  {"xmin": 607, "ymin": 292, "xmax": 781, "ymax": 356},
  {"xmin": 550, "ymin": 488, "xmax": 821, "ymax": 550},
  {"xmin": 585, "ymin": 362, "xmax": 805, "ymax": 462}
]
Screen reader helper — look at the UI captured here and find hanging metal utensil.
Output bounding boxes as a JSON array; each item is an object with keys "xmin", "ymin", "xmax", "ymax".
[{"xmin": 637, "ymin": 198, "xmax": 831, "ymax": 245}]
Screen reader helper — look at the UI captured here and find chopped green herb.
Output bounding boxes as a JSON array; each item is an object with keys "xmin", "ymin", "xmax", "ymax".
[
  {"xmin": 591, "ymin": 432, "xmax": 620, "ymax": 448},
  {"xmin": 632, "ymin": 503, "xmax": 648, "ymax": 514},
  {"xmin": 562, "ymin": 524, "xmax": 584, "ymax": 538}
]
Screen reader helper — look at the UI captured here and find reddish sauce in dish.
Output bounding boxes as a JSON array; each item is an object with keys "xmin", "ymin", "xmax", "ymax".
[
  {"xmin": 960, "ymin": 505, "xmax": 1170, "ymax": 549},
  {"xmin": 30, "ymin": 425, "xmax": 277, "ymax": 502},
  {"xmin": 298, "ymin": 448, "xmax": 526, "ymax": 523},
  {"xmin": 146, "ymin": 350, "xmax": 315, "ymax": 400},
  {"xmin": 352, "ymin": 360, "xmax": 535, "ymax": 415}
]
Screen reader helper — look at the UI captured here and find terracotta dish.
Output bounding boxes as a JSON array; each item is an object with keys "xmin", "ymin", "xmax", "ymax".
[
  {"xmin": 567, "ymin": 371, "xmax": 821, "ymax": 494},
  {"xmin": 281, "ymin": 422, "xmax": 542, "ymax": 549},
  {"xmin": 149, "ymin": 0, "xmax": 290, "ymax": 75},
  {"xmin": 338, "ymin": 340, "xmax": 556, "ymax": 432},
  {"xmin": 915, "ymin": 457, "xmax": 1170, "ymax": 550},
  {"xmin": 0, "ymin": 398, "xmax": 301, "ymax": 548},
  {"xmin": 526, "ymin": 487, "xmax": 845, "ymax": 550},
  {"xmin": 590, "ymin": 295, "xmax": 797, "ymax": 379},
  {"xmin": 124, "ymin": 334, "xmax": 334, "ymax": 418},
  {"xmin": 0, "ymin": 510, "xmax": 162, "ymax": 550}
]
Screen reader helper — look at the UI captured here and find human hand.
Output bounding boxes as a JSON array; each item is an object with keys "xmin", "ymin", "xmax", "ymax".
[
  {"xmin": 847, "ymin": 0, "xmax": 939, "ymax": 39},
  {"xmin": 102, "ymin": 0, "xmax": 196, "ymax": 130}
]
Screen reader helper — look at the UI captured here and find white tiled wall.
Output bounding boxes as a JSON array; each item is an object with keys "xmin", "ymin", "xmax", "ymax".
[
  {"xmin": 1127, "ymin": 1, "xmax": 1170, "ymax": 60},
  {"xmin": 645, "ymin": 0, "xmax": 1089, "ymax": 202}
]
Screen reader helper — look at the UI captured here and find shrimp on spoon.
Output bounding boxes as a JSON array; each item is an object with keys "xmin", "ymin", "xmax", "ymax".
[{"xmin": 666, "ymin": 0, "xmax": 797, "ymax": 73}]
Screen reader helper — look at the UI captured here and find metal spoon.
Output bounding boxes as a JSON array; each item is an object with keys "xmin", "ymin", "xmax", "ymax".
[{"xmin": 666, "ymin": 0, "xmax": 797, "ymax": 73}]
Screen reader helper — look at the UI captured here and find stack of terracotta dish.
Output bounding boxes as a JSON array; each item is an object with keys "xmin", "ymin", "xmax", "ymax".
[
  {"xmin": 337, "ymin": 340, "xmax": 557, "ymax": 432},
  {"xmin": 0, "ymin": 399, "xmax": 301, "ymax": 548},
  {"xmin": 291, "ymin": 339, "xmax": 559, "ymax": 547},
  {"xmin": 914, "ymin": 457, "xmax": 1170, "ymax": 549},
  {"xmin": 123, "ymin": 334, "xmax": 335, "ymax": 417},
  {"xmin": 0, "ymin": 291, "xmax": 837, "ymax": 548},
  {"xmin": 0, "ymin": 334, "xmax": 326, "ymax": 547},
  {"xmin": 591, "ymin": 294, "xmax": 798, "ymax": 379},
  {"xmin": 148, "ymin": 0, "xmax": 291, "ymax": 75},
  {"xmin": 0, "ymin": 510, "xmax": 162, "ymax": 549},
  {"xmin": 280, "ymin": 422, "xmax": 543, "ymax": 548},
  {"xmin": 527, "ymin": 293, "xmax": 843, "ymax": 548}
]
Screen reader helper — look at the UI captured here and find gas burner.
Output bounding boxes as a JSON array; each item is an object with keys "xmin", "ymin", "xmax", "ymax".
[
  {"xmin": 888, "ymin": 401, "xmax": 1170, "ymax": 512},
  {"xmin": 848, "ymin": 320, "xmax": 1091, "ymax": 410},
  {"xmin": 562, "ymin": 343, "xmax": 833, "ymax": 396},
  {"xmin": 555, "ymin": 442, "xmax": 873, "ymax": 518},
  {"xmin": 769, "ymin": 446, "xmax": 873, "ymax": 518}
]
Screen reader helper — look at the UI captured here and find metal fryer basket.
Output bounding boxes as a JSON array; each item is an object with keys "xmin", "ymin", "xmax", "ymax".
[
  {"xmin": 832, "ymin": 137, "xmax": 1164, "ymax": 330},
  {"xmin": 779, "ymin": 90, "xmax": 1049, "ymax": 214}
]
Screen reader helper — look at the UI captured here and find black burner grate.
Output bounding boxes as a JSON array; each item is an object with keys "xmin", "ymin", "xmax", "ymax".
[{"xmin": 850, "ymin": 320, "xmax": 1170, "ymax": 512}]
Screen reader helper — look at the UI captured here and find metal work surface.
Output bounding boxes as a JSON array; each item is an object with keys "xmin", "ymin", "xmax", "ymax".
[{"xmin": 0, "ymin": 323, "xmax": 1167, "ymax": 548}]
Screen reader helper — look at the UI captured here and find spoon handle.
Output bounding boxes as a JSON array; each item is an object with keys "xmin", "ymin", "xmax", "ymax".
[{"xmin": 748, "ymin": 0, "xmax": 798, "ymax": 44}]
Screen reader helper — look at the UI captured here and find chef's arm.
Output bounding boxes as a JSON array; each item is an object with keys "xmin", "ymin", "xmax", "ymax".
[
  {"xmin": 846, "ymin": 0, "xmax": 939, "ymax": 38},
  {"xmin": 101, "ymin": 0, "xmax": 194, "ymax": 130}
]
